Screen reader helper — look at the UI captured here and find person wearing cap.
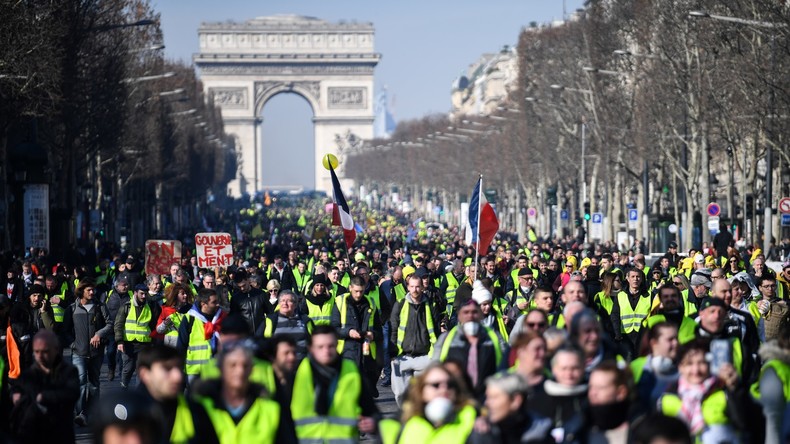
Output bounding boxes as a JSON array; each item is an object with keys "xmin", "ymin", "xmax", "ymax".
[
  {"xmin": 62, "ymin": 279, "xmax": 112, "ymax": 426},
  {"xmin": 474, "ymin": 281, "xmax": 509, "ymax": 341},
  {"xmin": 390, "ymin": 273, "xmax": 442, "ymax": 406},
  {"xmin": 8, "ymin": 284, "xmax": 55, "ymax": 376},
  {"xmin": 299, "ymin": 273, "xmax": 334, "ymax": 326},
  {"xmin": 665, "ymin": 242, "xmax": 680, "ymax": 268},
  {"xmin": 114, "ymin": 283, "xmax": 161, "ymax": 389},
  {"xmin": 688, "ymin": 270, "xmax": 712, "ymax": 310},
  {"xmin": 331, "ymin": 275, "xmax": 383, "ymax": 397},
  {"xmin": 136, "ymin": 345, "xmax": 220, "ymax": 444},
  {"xmin": 9, "ymin": 330, "xmax": 79, "ymax": 444},
  {"xmin": 692, "ymin": 297, "xmax": 755, "ymax": 381},
  {"xmin": 267, "ymin": 255, "xmax": 294, "ymax": 292},
  {"xmin": 194, "ymin": 341, "xmax": 294, "ymax": 443},
  {"xmin": 504, "ymin": 267, "xmax": 536, "ymax": 317},
  {"xmin": 415, "ymin": 266, "xmax": 444, "ymax": 315},
  {"xmin": 433, "ymin": 283, "xmax": 505, "ymax": 401},
  {"xmin": 117, "ymin": 255, "xmax": 142, "ymax": 290}
]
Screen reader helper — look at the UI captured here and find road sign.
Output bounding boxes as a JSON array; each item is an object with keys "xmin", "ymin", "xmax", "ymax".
[
  {"xmin": 780, "ymin": 197, "xmax": 790, "ymax": 214},
  {"xmin": 527, "ymin": 207, "xmax": 537, "ymax": 226},
  {"xmin": 560, "ymin": 209, "xmax": 569, "ymax": 220},
  {"xmin": 782, "ymin": 213, "xmax": 790, "ymax": 226},
  {"xmin": 708, "ymin": 216, "xmax": 720, "ymax": 233},
  {"xmin": 628, "ymin": 209, "xmax": 638, "ymax": 230},
  {"xmin": 590, "ymin": 213, "xmax": 603, "ymax": 239},
  {"xmin": 706, "ymin": 202, "xmax": 721, "ymax": 217}
]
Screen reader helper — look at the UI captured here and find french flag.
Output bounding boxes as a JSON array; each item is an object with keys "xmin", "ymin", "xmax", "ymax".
[
  {"xmin": 465, "ymin": 176, "xmax": 499, "ymax": 254},
  {"xmin": 329, "ymin": 164, "xmax": 356, "ymax": 250}
]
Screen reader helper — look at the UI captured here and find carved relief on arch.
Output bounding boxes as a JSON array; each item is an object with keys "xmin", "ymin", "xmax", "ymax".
[{"xmin": 254, "ymin": 81, "xmax": 321, "ymax": 112}]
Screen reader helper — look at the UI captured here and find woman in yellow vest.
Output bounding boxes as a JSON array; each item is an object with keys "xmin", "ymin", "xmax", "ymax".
[
  {"xmin": 657, "ymin": 339, "xmax": 749, "ymax": 443},
  {"xmin": 192, "ymin": 341, "xmax": 294, "ymax": 443},
  {"xmin": 382, "ymin": 362, "xmax": 477, "ymax": 444},
  {"xmin": 752, "ymin": 323, "xmax": 790, "ymax": 443},
  {"xmin": 154, "ymin": 283, "xmax": 193, "ymax": 346}
]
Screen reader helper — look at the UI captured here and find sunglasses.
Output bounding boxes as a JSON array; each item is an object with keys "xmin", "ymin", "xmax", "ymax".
[
  {"xmin": 425, "ymin": 380, "xmax": 456, "ymax": 390},
  {"xmin": 527, "ymin": 322, "xmax": 547, "ymax": 328}
]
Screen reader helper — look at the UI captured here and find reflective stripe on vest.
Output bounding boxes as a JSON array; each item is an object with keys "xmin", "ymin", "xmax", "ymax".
[
  {"xmin": 438, "ymin": 325, "xmax": 502, "ymax": 368},
  {"xmin": 200, "ymin": 396, "xmax": 280, "ymax": 444},
  {"xmin": 124, "ymin": 303, "xmax": 152, "ymax": 342},
  {"xmin": 185, "ymin": 317, "xmax": 212, "ymax": 375},
  {"xmin": 170, "ymin": 395, "xmax": 196, "ymax": 444},
  {"xmin": 335, "ymin": 294, "xmax": 377, "ymax": 359},
  {"xmin": 291, "ymin": 359, "xmax": 361, "ymax": 441},
  {"xmin": 396, "ymin": 300, "xmax": 437, "ymax": 356},
  {"xmin": 306, "ymin": 299, "xmax": 333, "ymax": 325},
  {"xmin": 616, "ymin": 291, "xmax": 651, "ymax": 334}
]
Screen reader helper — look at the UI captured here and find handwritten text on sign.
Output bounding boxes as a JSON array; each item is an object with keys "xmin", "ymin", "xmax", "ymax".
[
  {"xmin": 145, "ymin": 240, "xmax": 182, "ymax": 276},
  {"xmin": 195, "ymin": 232, "xmax": 234, "ymax": 268}
]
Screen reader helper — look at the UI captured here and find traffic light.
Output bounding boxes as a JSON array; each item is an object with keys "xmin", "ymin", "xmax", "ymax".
[
  {"xmin": 546, "ymin": 187, "xmax": 557, "ymax": 206},
  {"xmin": 583, "ymin": 201, "xmax": 591, "ymax": 221}
]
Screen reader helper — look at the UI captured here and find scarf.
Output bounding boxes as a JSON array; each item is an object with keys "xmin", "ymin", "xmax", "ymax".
[{"xmin": 677, "ymin": 376, "xmax": 717, "ymax": 434}]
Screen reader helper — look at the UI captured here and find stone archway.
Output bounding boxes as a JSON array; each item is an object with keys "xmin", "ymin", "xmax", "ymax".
[{"xmin": 194, "ymin": 14, "xmax": 380, "ymax": 196}]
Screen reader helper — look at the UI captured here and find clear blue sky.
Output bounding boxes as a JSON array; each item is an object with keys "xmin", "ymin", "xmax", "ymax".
[{"xmin": 153, "ymin": 0, "xmax": 584, "ymax": 189}]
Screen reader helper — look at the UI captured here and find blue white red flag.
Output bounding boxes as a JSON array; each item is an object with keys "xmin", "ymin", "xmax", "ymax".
[
  {"xmin": 465, "ymin": 177, "xmax": 499, "ymax": 254},
  {"xmin": 329, "ymin": 165, "xmax": 356, "ymax": 250}
]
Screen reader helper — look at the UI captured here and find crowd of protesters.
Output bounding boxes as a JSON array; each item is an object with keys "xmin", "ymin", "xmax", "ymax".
[{"xmin": 0, "ymin": 197, "xmax": 789, "ymax": 444}]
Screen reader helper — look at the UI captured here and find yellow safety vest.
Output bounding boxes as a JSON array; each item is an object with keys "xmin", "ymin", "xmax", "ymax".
[
  {"xmin": 293, "ymin": 269, "xmax": 309, "ymax": 295},
  {"xmin": 444, "ymin": 273, "xmax": 460, "ymax": 307},
  {"xmin": 291, "ymin": 358, "xmax": 361, "ymax": 442},
  {"xmin": 616, "ymin": 291, "xmax": 651, "ymax": 334},
  {"xmin": 169, "ymin": 395, "xmax": 196, "ymax": 444},
  {"xmin": 305, "ymin": 299, "xmax": 334, "ymax": 326},
  {"xmin": 335, "ymin": 294, "xmax": 378, "ymax": 359},
  {"xmin": 750, "ymin": 359, "xmax": 790, "ymax": 401},
  {"xmin": 185, "ymin": 317, "xmax": 212, "ymax": 375},
  {"xmin": 393, "ymin": 283, "xmax": 406, "ymax": 304},
  {"xmin": 398, "ymin": 405, "xmax": 476, "ymax": 443},
  {"xmin": 659, "ymin": 389, "xmax": 730, "ymax": 430},
  {"xmin": 439, "ymin": 325, "xmax": 502, "ymax": 368},
  {"xmin": 200, "ymin": 396, "xmax": 280, "ymax": 444},
  {"xmin": 396, "ymin": 300, "xmax": 437, "ymax": 356},
  {"xmin": 124, "ymin": 302, "xmax": 152, "ymax": 342}
]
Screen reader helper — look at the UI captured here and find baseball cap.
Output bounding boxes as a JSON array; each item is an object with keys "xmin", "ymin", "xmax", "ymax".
[
  {"xmin": 668, "ymin": 242, "xmax": 678, "ymax": 249},
  {"xmin": 125, "ymin": 255, "xmax": 135, "ymax": 264},
  {"xmin": 517, "ymin": 267, "xmax": 533, "ymax": 277},
  {"xmin": 699, "ymin": 297, "xmax": 727, "ymax": 311}
]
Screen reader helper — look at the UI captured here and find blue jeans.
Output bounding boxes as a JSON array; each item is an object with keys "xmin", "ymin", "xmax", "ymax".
[
  {"xmin": 105, "ymin": 336, "xmax": 121, "ymax": 373},
  {"xmin": 382, "ymin": 322, "xmax": 391, "ymax": 378},
  {"xmin": 72, "ymin": 353, "xmax": 103, "ymax": 417}
]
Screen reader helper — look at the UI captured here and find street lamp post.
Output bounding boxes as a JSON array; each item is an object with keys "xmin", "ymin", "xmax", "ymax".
[{"xmin": 688, "ymin": 10, "xmax": 786, "ymax": 255}]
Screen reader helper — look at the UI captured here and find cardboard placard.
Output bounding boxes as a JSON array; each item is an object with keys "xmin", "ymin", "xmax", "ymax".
[
  {"xmin": 145, "ymin": 240, "xmax": 182, "ymax": 275},
  {"xmin": 195, "ymin": 232, "xmax": 234, "ymax": 268}
]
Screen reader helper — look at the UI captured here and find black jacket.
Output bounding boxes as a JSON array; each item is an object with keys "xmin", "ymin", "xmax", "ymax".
[
  {"xmin": 10, "ymin": 357, "xmax": 80, "ymax": 444},
  {"xmin": 62, "ymin": 300, "xmax": 112, "ymax": 357},
  {"xmin": 136, "ymin": 385, "xmax": 220, "ymax": 444},
  {"xmin": 113, "ymin": 298, "xmax": 161, "ymax": 343},
  {"xmin": 330, "ymin": 294, "xmax": 382, "ymax": 367},
  {"xmin": 236, "ymin": 291, "xmax": 271, "ymax": 335},
  {"xmin": 9, "ymin": 303, "xmax": 55, "ymax": 370},
  {"xmin": 390, "ymin": 295, "xmax": 440, "ymax": 357}
]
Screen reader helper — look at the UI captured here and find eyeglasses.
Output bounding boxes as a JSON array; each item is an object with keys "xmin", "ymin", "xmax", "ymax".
[
  {"xmin": 673, "ymin": 281, "xmax": 683, "ymax": 286},
  {"xmin": 761, "ymin": 285, "xmax": 777, "ymax": 289},
  {"xmin": 424, "ymin": 380, "xmax": 455, "ymax": 390},
  {"xmin": 527, "ymin": 322, "xmax": 547, "ymax": 328}
]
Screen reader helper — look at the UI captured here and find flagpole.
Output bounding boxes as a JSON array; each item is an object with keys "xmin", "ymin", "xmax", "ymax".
[{"xmin": 473, "ymin": 174, "xmax": 483, "ymax": 278}]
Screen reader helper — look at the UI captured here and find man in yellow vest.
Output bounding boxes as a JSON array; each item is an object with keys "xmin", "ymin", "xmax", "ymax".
[
  {"xmin": 177, "ymin": 288, "xmax": 223, "ymax": 385},
  {"xmin": 434, "ymin": 285, "xmax": 505, "ymax": 400},
  {"xmin": 299, "ymin": 274, "xmax": 334, "ymax": 326},
  {"xmin": 611, "ymin": 268, "xmax": 651, "ymax": 359},
  {"xmin": 137, "ymin": 345, "xmax": 219, "ymax": 444},
  {"xmin": 389, "ymin": 274, "xmax": 441, "ymax": 406},
  {"xmin": 291, "ymin": 325, "xmax": 379, "ymax": 442},
  {"xmin": 331, "ymin": 276, "xmax": 383, "ymax": 397},
  {"xmin": 113, "ymin": 284, "xmax": 161, "ymax": 389}
]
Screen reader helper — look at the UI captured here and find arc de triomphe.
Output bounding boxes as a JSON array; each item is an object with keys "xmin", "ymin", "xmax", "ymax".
[{"xmin": 194, "ymin": 15, "xmax": 380, "ymax": 196}]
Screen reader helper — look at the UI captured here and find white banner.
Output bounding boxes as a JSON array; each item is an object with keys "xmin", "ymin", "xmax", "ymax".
[{"xmin": 23, "ymin": 184, "xmax": 49, "ymax": 250}]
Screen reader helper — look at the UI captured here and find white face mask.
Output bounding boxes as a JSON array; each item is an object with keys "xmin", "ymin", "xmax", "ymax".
[
  {"xmin": 462, "ymin": 321, "xmax": 480, "ymax": 337},
  {"xmin": 424, "ymin": 397, "xmax": 454, "ymax": 425}
]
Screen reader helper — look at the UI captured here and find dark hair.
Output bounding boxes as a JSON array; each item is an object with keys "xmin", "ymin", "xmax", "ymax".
[
  {"xmin": 261, "ymin": 335, "xmax": 298, "ymax": 361},
  {"xmin": 677, "ymin": 338, "xmax": 711, "ymax": 364},
  {"xmin": 630, "ymin": 413, "xmax": 692, "ymax": 444},
  {"xmin": 75, "ymin": 279, "xmax": 96, "ymax": 300},
  {"xmin": 307, "ymin": 325, "xmax": 337, "ymax": 345},
  {"xmin": 349, "ymin": 276, "xmax": 365, "ymax": 288},
  {"xmin": 195, "ymin": 288, "xmax": 217, "ymax": 306},
  {"xmin": 138, "ymin": 344, "xmax": 182, "ymax": 370}
]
